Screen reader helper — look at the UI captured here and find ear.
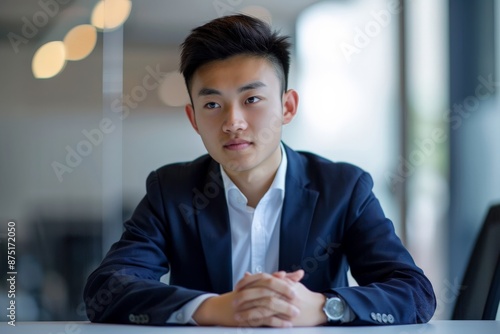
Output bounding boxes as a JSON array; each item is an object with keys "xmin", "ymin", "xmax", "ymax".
[
  {"xmin": 185, "ymin": 103, "xmax": 200, "ymax": 134},
  {"xmin": 282, "ymin": 89, "xmax": 299, "ymax": 125}
]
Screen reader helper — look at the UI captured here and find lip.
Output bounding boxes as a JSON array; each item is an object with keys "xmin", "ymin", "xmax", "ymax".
[{"xmin": 223, "ymin": 139, "xmax": 252, "ymax": 151}]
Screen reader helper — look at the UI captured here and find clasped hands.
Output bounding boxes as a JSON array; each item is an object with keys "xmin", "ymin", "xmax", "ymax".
[{"xmin": 193, "ymin": 269, "xmax": 327, "ymax": 327}]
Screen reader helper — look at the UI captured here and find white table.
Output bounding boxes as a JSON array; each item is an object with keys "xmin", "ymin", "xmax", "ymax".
[{"xmin": 2, "ymin": 320, "xmax": 499, "ymax": 334}]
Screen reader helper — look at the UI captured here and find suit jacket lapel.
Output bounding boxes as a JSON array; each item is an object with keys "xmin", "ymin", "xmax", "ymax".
[
  {"xmin": 196, "ymin": 160, "xmax": 233, "ymax": 293},
  {"xmin": 193, "ymin": 146, "xmax": 318, "ymax": 291},
  {"xmin": 279, "ymin": 145, "xmax": 319, "ymax": 272}
]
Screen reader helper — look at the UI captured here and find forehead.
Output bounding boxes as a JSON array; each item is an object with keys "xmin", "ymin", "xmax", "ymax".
[{"xmin": 190, "ymin": 55, "xmax": 281, "ymax": 91}]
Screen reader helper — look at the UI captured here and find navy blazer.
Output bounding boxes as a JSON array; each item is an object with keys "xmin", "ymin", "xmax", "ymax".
[{"xmin": 84, "ymin": 144, "xmax": 436, "ymax": 325}]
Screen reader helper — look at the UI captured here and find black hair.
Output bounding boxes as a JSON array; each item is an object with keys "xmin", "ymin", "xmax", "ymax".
[{"xmin": 180, "ymin": 14, "xmax": 291, "ymax": 96}]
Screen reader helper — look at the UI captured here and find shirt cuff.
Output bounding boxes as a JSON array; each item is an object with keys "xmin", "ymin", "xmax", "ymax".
[
  {"xmin": 340, "ymin": 296, "xmax": 355, "ymax": 323},
  {"xmin": 166, "ymin": 293, "xmax": 218, "ymax": 325}
]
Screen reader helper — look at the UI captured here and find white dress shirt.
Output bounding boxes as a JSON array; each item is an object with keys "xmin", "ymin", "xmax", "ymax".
[{"xmin": 167, "ymin": 145, "xmax": 287, "ymax": 324}]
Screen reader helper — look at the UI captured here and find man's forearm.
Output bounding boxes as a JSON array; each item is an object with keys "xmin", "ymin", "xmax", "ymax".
[
  {"xmin": 167, "ymin": 294, "xmax": 218, "ymax": 324},
  {"xmin": 192, "ymin": 292, "xmax": 238, "ymax": 326}
]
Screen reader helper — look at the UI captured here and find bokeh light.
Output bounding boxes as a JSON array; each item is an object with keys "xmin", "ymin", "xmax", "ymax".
[
  {"xmin": 158, "ymin": 71, "xmax": 190, "ymax": 107},
  {"xmin": 91, "ymin": 0, "xmax": 132, "ymax": 31},
  {"xmin": 64, "ymin": 24, "xmax": 97, "ymax": 61},
  {"xmin": 32, "ymin": 41, "xmax": 66, "ymax": 79}
]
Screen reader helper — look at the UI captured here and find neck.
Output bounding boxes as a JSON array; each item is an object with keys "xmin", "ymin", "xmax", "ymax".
[{"xmin": 224, "ymin": 146, "xmax": 282, "ymax": 208}]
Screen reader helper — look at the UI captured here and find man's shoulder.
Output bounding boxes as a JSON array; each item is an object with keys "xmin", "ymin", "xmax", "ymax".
[
  {"xmin": 291, "ymin": 149, "xmax": 367, "ymax": 181},
  {"xmin": 156, "ymin": 153, "xmax": 213, "ymax": 172},
  {"xmin": 151, "ymin": 153, "xmax": 215, "ymax": 187},
  {"xmin": 289, "ymin": 148, "xmax": 375, "ymax": 201}
]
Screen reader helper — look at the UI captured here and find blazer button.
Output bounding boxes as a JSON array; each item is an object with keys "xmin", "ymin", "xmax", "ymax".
[
  {"xmin": 382, "ymin": 314, "xmax": 388, "ymax": 323},
  {"xmin": 387, "ymin": 314, "xmax": 394, "ymax": 324},
  {"xmin": 376, "ymin": 313, "xmax": 382, "ymax": 322},
  {"xmin": 129, "ymin": 314, "xmax": 136, "ymax": 323},
  {"xmin": 370, "ymin": 312, "xmax": 377, "ymax": 321}
]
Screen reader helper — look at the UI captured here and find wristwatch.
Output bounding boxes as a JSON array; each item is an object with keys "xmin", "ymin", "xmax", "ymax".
[{"xmin": 323, "ymin": 296, "xmax": 345, "ymax": 322}]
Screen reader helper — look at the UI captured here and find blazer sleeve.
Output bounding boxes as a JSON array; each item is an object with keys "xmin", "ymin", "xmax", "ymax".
[
  {"xmin": 83, "ymin": 171, "xmax": 207, "ymax": 325},
  {"xmin": 329, "ymin": 172, "xmax": 436, "ymax": 325}
]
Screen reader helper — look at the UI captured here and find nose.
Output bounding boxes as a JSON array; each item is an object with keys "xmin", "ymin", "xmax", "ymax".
[{"xmin": 222, "ymin": 104, "xmax": 248, "ymax": 133}]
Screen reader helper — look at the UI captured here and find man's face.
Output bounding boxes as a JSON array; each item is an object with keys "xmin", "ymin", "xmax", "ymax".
[{"xmin": 185, "ymin": 54, "xmax": 297, "ymax": 176}]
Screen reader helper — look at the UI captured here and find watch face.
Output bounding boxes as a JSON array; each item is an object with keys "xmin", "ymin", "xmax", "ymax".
[{"xmin": 325, "ymin": 297, "xmax": 345, "ymax": 321}]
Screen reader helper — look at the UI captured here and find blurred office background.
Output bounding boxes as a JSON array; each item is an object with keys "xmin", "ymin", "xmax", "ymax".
[{"xmin": 0, "ymin": 0, "xmax": 498, "ymax": 321}]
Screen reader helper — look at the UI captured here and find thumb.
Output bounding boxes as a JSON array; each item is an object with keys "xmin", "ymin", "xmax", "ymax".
[
  {"xmin": 272, "ymin": 271, "xmax": 287, "ymax": 279},
  {"xmin": 285, "ymin": 269, "xmax": 304, "ymax": 282}
]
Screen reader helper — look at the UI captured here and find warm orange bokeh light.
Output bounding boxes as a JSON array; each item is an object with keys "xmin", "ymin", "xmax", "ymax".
[
  {"xmin": 32, "ymin": 41, "xmax": 66, "ymax": 79},
  {"xmin": 91, "ymin": 0, "xmax": 132, "ymax": 31},
  {"xmin": 64, "ymin": 24, "xmax": 97, "ymax": 61}
]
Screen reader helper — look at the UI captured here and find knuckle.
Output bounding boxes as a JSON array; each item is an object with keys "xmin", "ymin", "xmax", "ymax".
[
  {"xmin": 284, "ymin": 286, "xmax": 295, "ymax": 298},
  {"xmin": 248, "ymin": 310, "xmax": 266, "ymax": 327},
  {"xmin": 265, "ymin": 297, "xmax": 277, "ymax": 308},
  {"xmin": 270, "ymin": 317, "xmax": 284, "ymax": 327}
]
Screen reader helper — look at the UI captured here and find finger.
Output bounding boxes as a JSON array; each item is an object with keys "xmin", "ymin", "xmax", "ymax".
[
  {"xmin": 236, "ymin": 306, "xmax": 291, "ymax": 322},
  {"xmin": 235, "ymin": 295, "xmax": 300, "ymax": 318},
  {"xmin": 235, "ymin": 278, "xmax": 296, "ymax": 302},
  {"xmin": 264, "ymin": 317, "xmax": 293, "ymax": 328},
  {"xmin": 235, "ymin": 272, "xmax": 271, "ymax": 290},
  {"xmin": 235, "ymin": 309, "xmax": 294, "ymax": 328},
  {"xmin": 234, "ymin": 286, "xmax": 290, "ymax": 308},
  {"xmin": 271, "ymin": 269, "xmax": 304, "ymax": 283},
  {"xmin": 272, "ymin": 271, "xmax": 287, "ymax": 279},
  {"xmin": 238, "ymin": 316, "xmax": 293, "ymax": 328},
  {"xmin": 237, "ymin": 274, "xmax": 291, "ymax": 292},
  {"xmin": 284, "ymin": 269, "xmax": 304, "ymax": 282}
]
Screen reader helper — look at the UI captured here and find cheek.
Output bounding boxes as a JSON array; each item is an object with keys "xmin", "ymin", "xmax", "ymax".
[
  {"xmin": 252, "ymin": 119, "xmax": 282, "ymax": 146},
  {"xmin": 198, "ymin": 125, "xmax": 218, "ymax": 140},
  {"xmin": 252, "ymin": 111, "xmax": 282, "ymax": 134},
  {"xmin": 196, "ymin": 113, "xmax": 220, "ymax": 131}
]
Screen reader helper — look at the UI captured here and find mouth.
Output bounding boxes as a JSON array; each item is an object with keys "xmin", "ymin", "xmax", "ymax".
[{"xmin": 223, "ymin": 139, "xmax": 252, "ymax": 151}]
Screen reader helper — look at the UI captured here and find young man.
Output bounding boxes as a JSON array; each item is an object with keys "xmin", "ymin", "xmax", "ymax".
[{"xmin": 84, "ymin": 14, "xmax": 436, "ymax": 327}]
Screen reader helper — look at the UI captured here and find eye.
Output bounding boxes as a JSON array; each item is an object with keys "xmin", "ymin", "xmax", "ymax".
[
  {"xmin": 204, "ymin": 102, "xmax": 221, "ymax": 109},
  {"xmin": 245, "ymin": 96, "xmax": 261, "ymax": 104}
]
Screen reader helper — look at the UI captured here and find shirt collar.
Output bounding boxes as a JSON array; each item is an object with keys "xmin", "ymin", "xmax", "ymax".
[{"xmin": 220, "ymin": 143, "xmax": 287, "ymax": 207}]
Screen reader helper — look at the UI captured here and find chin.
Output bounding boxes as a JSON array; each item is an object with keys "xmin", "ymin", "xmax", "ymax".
[{"xmin": 222, "ymin": 157, "xmax": 255, "ymax": 172}]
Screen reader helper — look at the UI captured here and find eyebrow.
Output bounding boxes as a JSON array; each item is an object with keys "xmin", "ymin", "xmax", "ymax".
[
  {"xmin": 238, "ymin": 81, "xmax": 266, "ymax": 93},
  {"xmin": 197, "ymin": 81, "xmax": 267, "ymax": 97}
]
